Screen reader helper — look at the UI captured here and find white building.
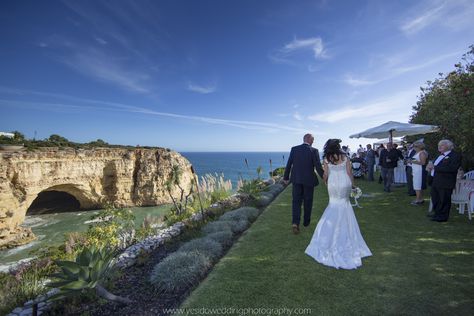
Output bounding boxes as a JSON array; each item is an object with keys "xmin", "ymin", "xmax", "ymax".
[{"xmin": 0, "ymin": 132, "xmax": 15, "ymax": 138}]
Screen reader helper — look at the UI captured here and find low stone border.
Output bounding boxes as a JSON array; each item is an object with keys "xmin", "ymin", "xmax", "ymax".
[{"xmin": 6, "ymin": 179, "xmax": 286, "ymax": 316}]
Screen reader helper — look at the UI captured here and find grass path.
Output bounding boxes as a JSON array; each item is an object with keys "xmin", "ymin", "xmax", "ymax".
[{"xmin": 180, "ymin": 179, "xmax": 474, "ymax": 315}]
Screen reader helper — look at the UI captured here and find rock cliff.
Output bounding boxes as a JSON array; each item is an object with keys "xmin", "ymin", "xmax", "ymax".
[{"xmin": 0, "ymin": 147, "xmax": 193, "ymax": 249}]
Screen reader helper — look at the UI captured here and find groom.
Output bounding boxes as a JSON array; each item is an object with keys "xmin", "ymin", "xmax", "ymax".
[{"xmin": 283, "ymin": 134, "xmax": 325, "ymax": 234}]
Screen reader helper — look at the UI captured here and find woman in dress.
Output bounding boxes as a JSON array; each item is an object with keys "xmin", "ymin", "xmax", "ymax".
[
  {"xmin": 410, "ymin": 142, "xmax": 428, "ymax": 205},
  {"xmin": 305, "ymin": 139, "xmax": 372, "ymax": 269}
]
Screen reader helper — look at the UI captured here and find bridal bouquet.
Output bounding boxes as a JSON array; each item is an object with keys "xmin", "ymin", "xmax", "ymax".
[{"xmin": 351, "ymin": 187, "xmax": 362, "ymax": 208}]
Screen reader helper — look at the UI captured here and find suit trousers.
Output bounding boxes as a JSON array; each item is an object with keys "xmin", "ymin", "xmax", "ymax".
[
  {"xmin": 431, "ymin": 186, "xmax": 454, "ymax": 221},
  {"xmin": 292, "ymin": 183, "xmax": 314, "ymax": 226},
  {"xmin": 367, "ymin": 162, "xmax": 375, "ymax": 181},
  {"xmin": 406, "ymin": 166, "xmax": 415, "ymax": 195},
  {"xmin": 381, "ymin": 167, "xmax": 394, "ymax": 191}
]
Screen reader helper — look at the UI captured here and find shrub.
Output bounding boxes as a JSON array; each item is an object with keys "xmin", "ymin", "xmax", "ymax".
[
  {"xmin": 221, "ymin": 207, "xmax": 260, "ymax": 223},
  {"xmin": 219, "ymin": 210, "xmax": 248, "ymax": 222},
  {"xmin": 177, "ymin": 237, "xmax": 223, "ymax": 262},
  {"xmin": 232, "ymin": 207, "xmax": 260, "ymax": 222},
  {"xmin": 219, "ymin": 218, "xmax": 250, "ymax": 234},
  {"xmin": 150, "ymin": 251, "xmax": 211, "ymax": 293},
  {"xmin": 48, "ymin": 246, "xmax": 132, "ymax": 304},
  {"xmin": 205, "ymin": 231, "xmax": 234, "ymax": 248},
  {"xmin": 201, "ymin": 221, "xmax": 233, "ymax": 235},
  {"xmin": 256, "ymin": 194, "xmax": 273, "ymax": 207}
]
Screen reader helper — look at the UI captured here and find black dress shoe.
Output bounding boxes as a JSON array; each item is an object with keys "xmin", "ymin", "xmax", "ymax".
[
  {"xmin": 431, "ymin": 218, "xmax": 448, "ymax": 222},
  {"xmin": 303, "ymin": 222, "xmax": 310, "ymax": 227}
]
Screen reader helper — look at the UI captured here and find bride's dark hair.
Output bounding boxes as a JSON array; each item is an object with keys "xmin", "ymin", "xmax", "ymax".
[{"xmin": 323, "ymin": 139, "xmax": 345, "ymax": 164}]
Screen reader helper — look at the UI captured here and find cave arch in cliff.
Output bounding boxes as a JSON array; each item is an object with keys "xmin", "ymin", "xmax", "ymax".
[{"xmin": 27, "ymin": 184, "xmax": 97, "ymax": 215}]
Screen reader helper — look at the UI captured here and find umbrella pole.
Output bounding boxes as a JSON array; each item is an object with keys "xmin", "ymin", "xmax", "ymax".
[{"xmin": 389, "ymin": 130, "xmax": 393, "ymax": 145}]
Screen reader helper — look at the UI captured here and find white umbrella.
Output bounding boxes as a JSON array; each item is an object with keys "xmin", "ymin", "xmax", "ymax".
[
  {"xmin": 373, "ymin": 137, "xmax": 404, "ymax": 145},
  {"xmin": 349, "ymin": 121, "xmax": 439, "ymax": 143}
]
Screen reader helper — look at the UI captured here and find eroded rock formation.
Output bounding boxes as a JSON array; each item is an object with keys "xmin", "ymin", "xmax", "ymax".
[{"xmin": 0, "ymin": 147, "xmax": 193, "ymax": 249}]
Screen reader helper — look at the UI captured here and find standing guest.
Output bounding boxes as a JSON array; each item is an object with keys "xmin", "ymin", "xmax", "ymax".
[
  {"xmin": 365, "ymin": 144, "xmax": 376, "ymax": 181},
  {"xmin": 405, "ymin": 143, "xmax": 417, "ymax": 196},
  {"xmin": 341, "ymin": 146, "xmax": 350, "ymax": 158},
  {"xmin": 410, "ymin": 142, "xmax": 428, "ymax": 205},
  {"xmin": 426, "ymin": 140, "xmax": 462, "ymax": 222},
  {"xmin": 392, "ymin": 144, "xmax": 405, "ymax": 164},
  {"xmin": 377, "ymin": 144, "xmax": 385, "ymax": 184},
  {"xmin": 380, "ymin": 143, "xmax": 399, "ymax": 192},
  {"xmin": 357, "ymin": 144, "xmax": 365, "ymax": 156}
]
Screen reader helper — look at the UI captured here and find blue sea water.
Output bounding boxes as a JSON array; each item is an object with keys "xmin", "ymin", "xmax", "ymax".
[
  {"xmin": 0, "ymin": 151, "xmax": 291, "ymax": 268},
  {"xmin": 180, "ymin": 152, "xmax": 289, "ymax": 188}
]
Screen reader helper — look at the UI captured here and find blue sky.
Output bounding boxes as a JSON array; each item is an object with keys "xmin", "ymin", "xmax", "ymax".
[{"xmin": 0, "ymin": 0, "xmax": 473, "ymax": 152}]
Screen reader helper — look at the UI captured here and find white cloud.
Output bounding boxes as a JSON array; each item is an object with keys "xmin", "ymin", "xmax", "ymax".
[
  {"xmin": 0, "ymin": 87, "xmax": 308, "ymax": 134},
  {"xmin": 60, "ymin": 47, "xmax": 151, "ymax": 93},
  {"xmin": 94, "ymin": 37, "xmax": 108, "ymax": 45},
  {"xmin": 400, "ymin": 0, "xmax": 474, "ymax": 35},
  {"xmin": 269, "ymin": 36, "xmax": 329, "ymax": 71},
  {"xmin": 281, "ymin": 37, "xmax": 328, "ymax": 59},
  {"xmin": 308, "ymin": 90, "xmax": 417, "ymax": 123},
  {"xmin": 343, "ymin": 74, "xmax": 378, "ymax": 87},
  {"xmin": 343, "ymin": 50, "xmax": 463, "ymax": 87},
  {"xmin": 187, "ymin": 82, "xmax": 217, "ymax": 94},
  {"xmin": 293, "ymin": 112, "xmax": 303, "ymax": 121},
  {"xmin": 400, "ymin": 3, "xmax": 445, "ymax": 34}
]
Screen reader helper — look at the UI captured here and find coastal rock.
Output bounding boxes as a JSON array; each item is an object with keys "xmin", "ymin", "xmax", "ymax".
[{"xmin": 0, "ymin": 147, "xmax": 193, "ymax": 249}]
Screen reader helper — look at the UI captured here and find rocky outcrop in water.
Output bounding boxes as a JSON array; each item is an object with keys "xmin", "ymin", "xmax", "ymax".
[{"xmin": 0, "ymin": 147, "xmax": 193, "ymax": 249}]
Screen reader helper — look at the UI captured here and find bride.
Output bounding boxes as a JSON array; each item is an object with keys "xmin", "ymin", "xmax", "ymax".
[{"xmin": 305, "ymin": 139, "xmax": 372, "ymax": 269}]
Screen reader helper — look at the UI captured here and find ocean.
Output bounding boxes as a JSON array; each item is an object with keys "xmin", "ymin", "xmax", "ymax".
[
  {"xmin": 0, "ymin": 151, "xmax": 289, "ymax": 270},
  {"xmin": 180, "ymin": 152, "xmax": 289, "ymax": 188}
]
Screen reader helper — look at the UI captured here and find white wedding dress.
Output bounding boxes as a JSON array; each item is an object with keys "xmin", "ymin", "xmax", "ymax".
[{"xmin": 305, "ymin": 158, "xmax": 372, "ymax": 269}]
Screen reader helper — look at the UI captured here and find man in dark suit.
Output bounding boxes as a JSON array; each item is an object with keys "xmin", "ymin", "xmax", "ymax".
[
  {"xmin": 283, "ymin": 134, "xmax": 324, "ymax": 234},
  {"xmin": 380, "ymin": 143, "xmax": 399, "ymax": 192},
  {"xmin": 427, "ymin": 139, "xmax": 462, "ymax": 222},
  {"xmin": 405, "ymin": 143, "xmax": 417, "ymax": 196},
  {"xmin": 365, "ymin": 144, "xmax": 377, "ymax": 181}
]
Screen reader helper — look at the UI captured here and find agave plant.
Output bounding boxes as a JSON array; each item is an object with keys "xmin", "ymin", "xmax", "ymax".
[{"xmin": 48, "ymin": 246, "xmax": 132, "ymax": 304}]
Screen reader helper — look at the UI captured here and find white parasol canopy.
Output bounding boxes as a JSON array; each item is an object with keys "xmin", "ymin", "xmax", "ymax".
[{"xmin": 349, "ymin": 121, "xmax": 439, "ymax": 142}]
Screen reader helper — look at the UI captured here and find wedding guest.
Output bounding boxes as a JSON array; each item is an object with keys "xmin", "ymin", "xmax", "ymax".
[
  {"xmin": 405, "ymin": 143, "xmax": 416, "ymax": 196},
  {"xmin": 342, "ymin": 146, "xmax": 350, "ymax": 158},
  {"xmin": 377, "ymin": 144, "xmax": 385, "ymax": 184},
  {"xmin": 380, "ymin": 143, "xmax": 399, "ymax": 192},
  {"xmin": 426, "ymin": 139, "xmax": 462, "ymax": 222},
  {"xmin": 365, "ymin": 144, "xmax": 377, "ymax": 181},
  {"xmin": 410, "ymin": 142, "xmax": 428, "ymax": 205}
]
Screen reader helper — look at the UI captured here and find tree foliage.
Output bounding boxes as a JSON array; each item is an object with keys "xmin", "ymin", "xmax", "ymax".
[{"xmin": 410, "ymin": 45, "xmax": 474, "ymax": 171}]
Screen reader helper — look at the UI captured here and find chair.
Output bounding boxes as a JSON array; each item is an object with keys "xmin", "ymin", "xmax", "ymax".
[
  {"xmin": 463, "ymin": 170, "xmax": 474, "ymax": 180},
  {"xmin": 451, "ymin": 180, "xmax": 474, "ymax": 219},
  {"xmin": 468, "ymin": 191, "xmax": 474, "ymax": 220}
]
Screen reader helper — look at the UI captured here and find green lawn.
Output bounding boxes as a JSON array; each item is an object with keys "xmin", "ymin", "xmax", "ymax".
[{"xmin": 180, "ymin": 179, "xmax": 474, "ymax": 315}]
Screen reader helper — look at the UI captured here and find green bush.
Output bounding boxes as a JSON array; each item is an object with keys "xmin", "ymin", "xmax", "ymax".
[
  {"xmin": 256, "ymin": 194, "xmax": 273, "ymax": 207},
  {"xmin": 0, "ymin": 259, "xmax": 53, "ymax": 315},
  {"xmin": 219, "ymin": 218, "xmax": 250, "ymax": 234},
  {"xmin": 219, "ymin": 210, "xmax": 248, "ymax": 222},
  {"xmin": 232, "ymin": 207, "xmax": 260, "ymax": 222},
  {"xmin": 177, "ymin": 237, "xmax": 223, "ymax": 262},
  {"xmin": 48, "ymin": 246, "xmax": 132, "ymax": 304},
  {"xmin": 205, "ymin": 231, "xmax": 234, "ymax": 248},
  {"xmin": 221, "ymin": 207, "xmax": 260, "ymax": 223},
  {"xmin": 201, "ymin": 221, "xmax": 233, "ymax": 235},
  {"xmin": 150, "ymin": 251, "xmax": 211, "ymax": 293}
]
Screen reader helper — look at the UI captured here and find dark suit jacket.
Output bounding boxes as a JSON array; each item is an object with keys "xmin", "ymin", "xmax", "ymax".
[
  {"xmin": 284, "ymin": 144, "xmax": 324, "ymax": 187},
  {"xmin": 432, "ymin": 151, "xmax": 462, "ymax": 189}
]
